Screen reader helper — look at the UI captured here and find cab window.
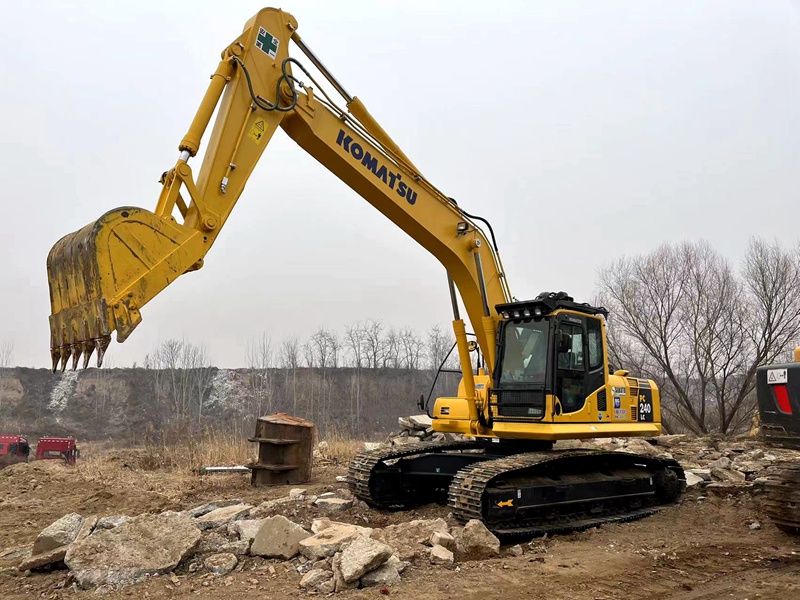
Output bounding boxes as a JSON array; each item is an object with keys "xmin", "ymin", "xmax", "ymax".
[{"xmin": 587, "ymin": 317, "xmax": 603, "ymax": 370}]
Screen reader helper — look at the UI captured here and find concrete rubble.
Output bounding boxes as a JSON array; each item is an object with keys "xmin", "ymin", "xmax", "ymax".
[
  {"xmin": 386, "ymin": 414, "xmax": 463, "ymax": 445},
  {"xmin": 65, "ymin": 512, "xmax": 201, "ymax": 588},
  {"xmin": 250, "ymin": 515, "xmax": 311, "ymax": 559},
  {"xmin": 9, "ymin": 432, "xmax": 799, "ymax": 594},
  {"xmin": 453, "ymin": 519, "xmax": 501, "ymax": 560}
]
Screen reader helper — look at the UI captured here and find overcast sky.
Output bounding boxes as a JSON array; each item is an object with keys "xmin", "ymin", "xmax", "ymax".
[{"xmin": 1, "ymin": 1, "xmax": 798, "ymax": 368}]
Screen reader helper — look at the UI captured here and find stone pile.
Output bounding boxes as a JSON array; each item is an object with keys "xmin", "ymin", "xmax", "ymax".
[
  {"xmin": 575, "ymin": 435, "xmax": 800, "ymax": 492},
  {"xmin": 9, "ymin": 487, "xmax": 504, "ymax": 593},
  {"xmin": 385, "ymin": 415, "xmax": 462, "ymax": 446}
]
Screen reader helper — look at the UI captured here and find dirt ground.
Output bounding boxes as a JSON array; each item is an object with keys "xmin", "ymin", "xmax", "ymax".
[{"xmin": 0, "ymin": 446, "xmax": 798, "ymax": 600}]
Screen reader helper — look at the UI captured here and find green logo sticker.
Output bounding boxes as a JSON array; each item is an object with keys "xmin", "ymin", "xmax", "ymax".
[{"xmin": 255, "ymin": 27, "xmax": 279, "ymax": 59}]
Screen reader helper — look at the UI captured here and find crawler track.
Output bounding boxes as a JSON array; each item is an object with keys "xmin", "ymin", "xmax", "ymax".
[{"xmin": 349, "ymin": 441, "xmax": 685, "ymax": 537}]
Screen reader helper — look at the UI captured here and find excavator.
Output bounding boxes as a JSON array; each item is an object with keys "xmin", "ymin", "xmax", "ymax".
[{"xmin": 46, "ymin": 7, "xmax": 685, "ymax": 536}]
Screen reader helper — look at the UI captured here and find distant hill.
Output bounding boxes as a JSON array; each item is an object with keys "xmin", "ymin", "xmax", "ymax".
[{"xmin": 0, "ymin": 367, "xmax": 457, "ymax": 441}]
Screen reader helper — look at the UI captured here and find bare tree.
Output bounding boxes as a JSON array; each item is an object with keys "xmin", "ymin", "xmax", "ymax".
[
  {"xmin": 399, "ymin": 328, "xmax": 424, "ymax": 369},
  {"xmin": 363, "ymin": 319, "xmax": 385, "ymax": 368},
  {"xmin": 279, "ymin": 336, "xmax": 301, "ymax": 414},
  {"xmin": 599, "ymin": 239, "xmax": 800, "ymax": 434},
  {"xmin": 246, "ymin": 333, "xmax": 274, "ymax": 416},
  {"xmin": 427, "ymin": 325, "xmax": 456, "ymax": 370},
  {"xmin": 344, "ymin": 322, "xmax": 366, "ymax": 368},
  {"xmin": 0, "ymin": 338, "xmax": 13, "ymax": 368}
]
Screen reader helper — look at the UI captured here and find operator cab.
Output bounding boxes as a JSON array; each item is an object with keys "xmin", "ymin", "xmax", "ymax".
[{"xmin": 492, "ymin": 291, "xmax": 607, "ymax": 421}]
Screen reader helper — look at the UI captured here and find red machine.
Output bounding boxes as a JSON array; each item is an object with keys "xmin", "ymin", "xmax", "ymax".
[
  {"xmin": 35, "ymin": 437, "xmax": 79, "ymax": 465},
  {"xmin": 0, "ymin": 435, "xmax": 31, "ymax": 467}
]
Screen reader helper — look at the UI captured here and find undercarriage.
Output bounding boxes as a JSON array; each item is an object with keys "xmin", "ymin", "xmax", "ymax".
[{"xmin": 348, "ymin": 440, "xmax": 685, "ymax": 538}]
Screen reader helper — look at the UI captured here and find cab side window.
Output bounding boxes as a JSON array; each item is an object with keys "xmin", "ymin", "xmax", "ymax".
[
  {"xmin": 557, "ymin": 323, "xmax": 584, "ymax": 371},
  {"xmin": 587, "ymin": 317, "xmax": 603, "ymax": 370}
]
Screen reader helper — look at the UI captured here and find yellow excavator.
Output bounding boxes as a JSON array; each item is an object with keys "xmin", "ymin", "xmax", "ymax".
[{"xmin": 47, "ymin": 7, "xmax": 684, "ymax": 536}]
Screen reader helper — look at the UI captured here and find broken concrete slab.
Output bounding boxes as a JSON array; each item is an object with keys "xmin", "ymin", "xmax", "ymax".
[
  {"xmin": 685, "ymin": 471, "xmax": 705, "ymax": 487},
  {"xmin": 300, "ymin": 523, "xmax": 363, "ymax": 560},
  {"xmin": 313, "ymin": 497, "xmax": 353, "ymax": 513},
  {"xmin": 430, "ymin": 530, "xmax": 455, "ymax": 550},
  {"xmin": 430, "ymin": 544, "xmax": 454, "ymax": 566},
  {"xmin": 361, "ymin": 561, "xmax": 401, "ymax": 587},
  {"xmin": 65, "ymin": 512, "xmax": 201, "ymax": 589},
  {"xmin": 250, "ymin": 515, "xmax": 310, "ymax": 559},
  {"xmin": 300, "ymin": 568, "xmax": 333, "ymax": 591},
  {"xmin": 33, "ymin": 513, "xmax": 84, "ymax": 554},
  {"xmin": 454, "ymin": 519, "xmax": 500, "ymax": 560},
  {"xmin": 95, "ymin": 516, "xmax": 131, "ymax": 531},
  {"xmin": 19, "ymin": 545, "xmax": 68, "ymax": 571},
  {"xmin": 338, "ymin": 536, "xmax": 393, "ymax": 584},
  {"xmin": 194, "ymin": 504, "xmax": 252, "ymax": 530},
  {"xmin": 187, "ymin": 499, "xmax": 244, "ymax": 518},
  {"xmin": 228, "ymin": 518, "xmax": 264, "ymax": 545}
]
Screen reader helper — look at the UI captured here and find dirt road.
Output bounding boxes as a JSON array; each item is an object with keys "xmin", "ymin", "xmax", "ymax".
[{"xmin": 0, "ymin": 449, "xmax": 798, "ymax": 600}]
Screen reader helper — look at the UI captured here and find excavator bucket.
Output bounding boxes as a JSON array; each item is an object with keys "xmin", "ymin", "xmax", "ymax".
[{"xmin": 47, "ymin": 207, "xmax": 205, "ymax": 371}]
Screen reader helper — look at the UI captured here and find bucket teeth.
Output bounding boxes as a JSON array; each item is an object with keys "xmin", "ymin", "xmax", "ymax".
[
  {"xmin": 59, "ymin": 349, "xmax": 69, "ymax": 372},
  {"xmin": 51, "ymin": 348, "xmax": 61, "ymax": 374},
  {"xmin": 81, "ymin": 341, "xmax": 95, "ymax": 369},
  {"xmin": 95, "ymin": 336, "xmax": 111, "ymax": 368},
  {"xmin": 70, "ymin": 344, "xmax": 81, "ymax": 371}
]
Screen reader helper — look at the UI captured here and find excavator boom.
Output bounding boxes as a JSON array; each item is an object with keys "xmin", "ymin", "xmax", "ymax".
[{"xmin": 47, "ymin": 8, "xmax": 510, "ymax": 377}]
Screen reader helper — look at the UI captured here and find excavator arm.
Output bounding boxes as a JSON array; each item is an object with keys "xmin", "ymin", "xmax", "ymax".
[{"xmin": 47, "ymin": 8, "xmax": 511, "ymax": 410}]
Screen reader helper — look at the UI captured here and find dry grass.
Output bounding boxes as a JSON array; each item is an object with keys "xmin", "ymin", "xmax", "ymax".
[
  {"xmin": 320, "ymin": 430, "xmax": 365, "ymax": 464},
  {"xmin": 75, "ymin": 427, "xmax": 366, "ymax": 499}
]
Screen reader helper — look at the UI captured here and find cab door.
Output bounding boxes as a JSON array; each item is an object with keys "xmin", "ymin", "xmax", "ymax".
[{"xmin": 554, "ymin": 315, "xmax": 587, "ymax": 413}]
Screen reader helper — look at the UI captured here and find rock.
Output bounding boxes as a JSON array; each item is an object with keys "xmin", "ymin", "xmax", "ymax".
[
  {"xmin": 507, "ymin": 544, "xmax": 524, "ymax": 557},
  {"xmin": 685, "ymin": 471, "xmax": 705, "ymax": 487},
  {"xmin": 33, "ymin": 513, "xmax": 84, "ymax": 554},
  {"xmin": 749, "ymin": 521, "xmax": 762, "ymax": 530},
  {"xmin": 391, "ymin": 436, "xmax": 417, "ymax": 446},
  {"xmin": 250, "ymin": 496, "xmax": 294, "ymax": 518},
  {"xmin": 430, "ymin": 544, "xmax": 454, "ymax": 566},
  {"xmin": 188, "ymin": 499, "xmax": 244, "ymax": 518},
  {"xmin": 220, "ymin": 540, "xmax": 250, "ymax": 555},
  {"xmin": 19, "ymin": 545, "xmax": 68, "ymax": 571},
  {"xmin": 228, "ymin": 519, "xmax": 264, "ymax": 545},
  {"xmin": 409, "ymin": 414, "xmax": 433, "ymax": 428},
  {"xmin": 430, "ymin": 530, "xmax": 455, "ymax": 550},
  {"xmin": 300, "ymin": 568, "xmax": 333, "ymax": 591},
  {"xmin": 386, "ymin": 554, "xmax": 407, "ymax": 574},
  {"xmin": 319, "ymin": 579, "xmax": 336, "ymax": 594},
  {"xmin": 250, "ymin": 515, "xmax": 311, "ymax": 559},
  {"xmin": 65, "ymin": 512, "xmax": 201, "ymax": 588},
  {"xmin": 398, "ymin": 416, "xmax": 413, "ymax": 430},
  {"xmin": 204, "ymin": 553, "xmax": 237, "ymax": 575},
  {"xmin": 363, "ymin": 442, "xmax": 382, "ymax": 451},
  {"xmin": 311, "ymin": 518, "xmax": 372, "ymax": 536},
  {"xmin": 289, "ymin": 488, "xmax": 307, "ymax": 499},
  {"xmin": 711, "ymin": 467, "xmax": 746, "ymax": 483},
  {"xmin": 313, "ymin": 497, "xmax": 353, "ymax": 513},
  {"xmin": 338, "ymin": 536, "xmax": 393, "ymax": 583},
  {"xmin": 300, "ymin": 523, "xmax": 363, "ymax": 560},
  {"xmin": 373, "ymin": 518, "xmax": 448, "ymax": 561},
  {"xmin": 197, "ymin": 532, "xmax": 228, "ymax": 554},
  {"xmin": 731, "ymin": 460, "xmax": 761, "ymax": 475},
  {"xmin": 95, "ymin": 516, "xmax": 131, "ymax": 531},
  {"xmin": 331, "ymin": 552, "xmax": 358, "ymax": 592},
  {"xmin": 317, "ymin": 441, "xmax": 330, "ymax": 455},
  {"xmin": 652, "ymin": 434, "xmax": 687, "ymax": 448},
  {"xmin": 688, "ymin": 468, "xmax": 712, "ymax": 482},
  {"xmin": 454, "ymin": 519, "xmax": 500, "ymax": 560},
  {"xmin": 361, "ymin": 562, "xmax": 401, "ymax": 587},
  {"xmin": 194, "ymin": 504, "xmax": 252, "ymax": 530},
  {"xmin": 708, "ymin": 457, "xmax": 732, "ymax": 470}
]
